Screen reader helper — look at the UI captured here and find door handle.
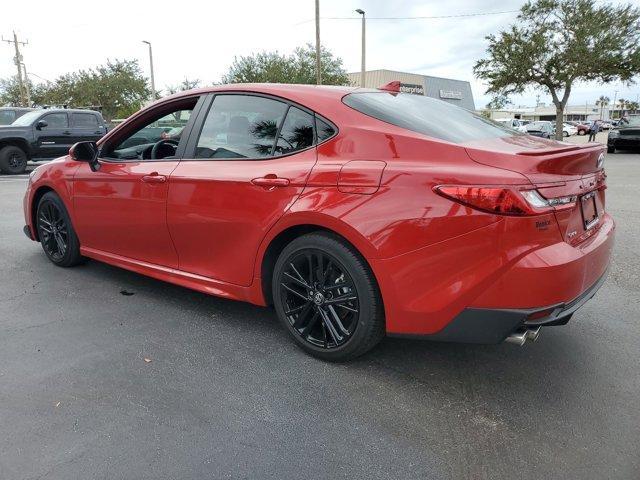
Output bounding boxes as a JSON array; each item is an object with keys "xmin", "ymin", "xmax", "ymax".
[
  {"xmin": 251, "ymin": 176, "xmax": 290, "ymax": 187},
  {"xmin": 142, "ymin": 174, "xmax": 167, "ymax": 184},
  {"xmin": 62, "ymin": 130, "xmax": 71, "ymax": 135}
]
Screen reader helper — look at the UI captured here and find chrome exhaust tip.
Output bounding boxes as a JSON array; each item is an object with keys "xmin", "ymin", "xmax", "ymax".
[
  {"xmin": 526, "ymin": 326, "xmax": 541, "ymax": 342},
  {"xmin": 505, "ymin": 330, "xmax": 528, "ymax": 346},
  {"xmin": 505, "ymin": 327, "xmax": 542, "ymax": 346}
]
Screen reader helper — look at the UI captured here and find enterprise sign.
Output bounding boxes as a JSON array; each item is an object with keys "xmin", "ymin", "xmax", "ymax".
[
  {"xmin": 400, "ymin": 83, "xmax": 424, "ymax": 95},
  {"xmin": 440, "ymin": 89, "xmax": 463, "ymax": 100}
]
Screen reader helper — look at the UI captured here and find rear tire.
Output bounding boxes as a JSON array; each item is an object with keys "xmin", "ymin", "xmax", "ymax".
[
  {"xmin": 272, "ymin": 232, "xmax": 385, "ymax": 361},
  {"xmin": 0, "ymin": 145, "xmax": 28, "ymax": 174},
  {"xmin": 36, "ymin": 192, "xmax": 84, "ymax": 267}
]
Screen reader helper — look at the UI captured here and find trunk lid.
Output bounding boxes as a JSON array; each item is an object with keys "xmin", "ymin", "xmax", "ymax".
[{"xmin": 464, "ymin": 136, "xmax": 607, "ymax": 245}]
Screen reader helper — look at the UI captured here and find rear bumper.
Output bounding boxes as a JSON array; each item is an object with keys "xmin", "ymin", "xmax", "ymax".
[
  {"xmin": 608, "ymin": 137, "xmax": 640, "ymax": 149},
  {"xmin": 391, "ymin": 270, "xmax": 608, "ymax": 344},
  {"xmin": 373, "ymin": 213, "xmax": 615, "ymax": 338}
]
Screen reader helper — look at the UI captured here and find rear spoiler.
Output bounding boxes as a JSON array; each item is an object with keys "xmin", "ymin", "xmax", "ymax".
[
  {"xmin": 516, "ymin": 144, "xmax": 601, "ymax": 156},
  {"xmin": 378, "ymin": 81, "xmax": 401, "ymax": 93}
]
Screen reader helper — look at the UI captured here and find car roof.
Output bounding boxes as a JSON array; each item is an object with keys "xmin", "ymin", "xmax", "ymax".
[
  {"xmin": 39, "ymin": 108, "xmax": 102, "ymax": 115},
  {"xmin": 157, "ymin": 83, "xmax": 365, "ymax": 114}
]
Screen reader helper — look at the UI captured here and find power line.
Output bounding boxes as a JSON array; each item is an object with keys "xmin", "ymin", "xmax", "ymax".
[{"xmin": 295, "ymin": 9, "xmax": 519, "ymax": 26}]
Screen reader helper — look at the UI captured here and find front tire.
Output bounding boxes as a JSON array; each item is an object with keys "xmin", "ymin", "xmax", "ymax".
[
  {"xmin": 0, "ymin": 145, "xmax": 28, "ymax": 174},
  {"xmin": 607, "ymin": 145, "xmax": 615, "ymax": 154},
  {"xmin": 36, "ymin": 192, "xmax": 84, "ymax": 267},
  {"xmin": 272, "ymin": 232, "xmax": 384, "ymax": 361}
]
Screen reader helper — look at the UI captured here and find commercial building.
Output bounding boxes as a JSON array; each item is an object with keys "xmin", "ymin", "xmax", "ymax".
[
  {"xmin": 487, "ymin": 103, "xmax": 639, "ymax": 123},
  {"xmin": 347, "ymin": 69, "xmax": 475, "ymax": 111}
]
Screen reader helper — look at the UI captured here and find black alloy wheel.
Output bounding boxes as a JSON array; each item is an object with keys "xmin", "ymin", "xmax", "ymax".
[
  {"xmin": 273, "ymin": 232, "xmax": 384, "ymax": 361},
  {"xmin": 0, "ymin": 145, "xmax": 28, "ymax": 174},
  {"xmin": 38, "ymin": 200, "xmax": 68, "ymax": 261},
  {"xmin": 36, "ymin": 192, "xmax": 84, "ymax": 267},
  {"xmin": 280, "ymin": 249, "xmax": 359, "ymax": 349}
]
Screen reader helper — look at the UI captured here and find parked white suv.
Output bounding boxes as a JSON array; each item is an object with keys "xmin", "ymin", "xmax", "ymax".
[{"xmin": 495, "ymin": 118, "xmax": 528, "ymax": 133}]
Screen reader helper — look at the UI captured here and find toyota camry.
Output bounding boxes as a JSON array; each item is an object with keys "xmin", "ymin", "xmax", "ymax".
[{"xmin": 23, "ymin": 83, "xmax": 615, "ymax": 361}]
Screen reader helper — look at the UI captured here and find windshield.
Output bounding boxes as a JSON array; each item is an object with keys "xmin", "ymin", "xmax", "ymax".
[
  {"xmin": 11, "ymin": 110, "xmax": 42, "ymax": 126},
  {"xmin": 0, "ymin": 110, "xmax": 16, "ymax": 125},
  {"xmin": 342, "ymin": 92, "xmax": 518, "ymax": 144}
]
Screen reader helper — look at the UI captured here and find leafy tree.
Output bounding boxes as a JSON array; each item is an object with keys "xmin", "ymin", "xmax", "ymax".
[
  {"xmin": 626, "ymin": 101, "xmax": 639, "ymax": 113},
  {"xmin": 1, "ymin": 59, "xmax": 149, "ymax": 120},
  {"xmin": 596, "ymin": 95, "xmax": 610, "ymax": 119},
  {"xmin": 0, "ymin": 76, "xmax": 47, "ymax": 107},
  {"xmin": 474, "ymin": 0, "xmax": 640, "ymax": 140},
  {"xmin": 485, "ymin": 94, "xmax": 512, "ymax": 110},
  {"xmin": 221, "ymin": 44, "xmax": 349, "ymax": 85},
  {"xmin": 165, "ymin": 78, "xmax": 201, "ymax": 96}
]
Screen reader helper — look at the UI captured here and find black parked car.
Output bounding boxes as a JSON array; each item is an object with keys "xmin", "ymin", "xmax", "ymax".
[
  {"xmin": 0, "ymin": 107, "xmax": 35, "ymax": 126},
  {"xmin": 607, "ymin": 116, "xmax": 640, "ymax": 153},
  {"xmin": 0, "ymin": 109, "xmax": 107, "ymax": 174},
  {"xmin": 525, "ymin": 121, "xmax": 554, "ymax": 139}
]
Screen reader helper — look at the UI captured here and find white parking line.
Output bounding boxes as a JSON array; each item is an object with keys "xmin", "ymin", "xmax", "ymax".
[{"xmin": 0, "ymin": 177, "xmax": 29, "ymax": 183}]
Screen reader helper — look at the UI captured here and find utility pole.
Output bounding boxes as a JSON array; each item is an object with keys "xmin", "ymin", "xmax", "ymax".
[
  {"xmin": 315, "ymin": 0, "xmax": 321, "ymax": 85},
  {"xmin": 612, "ymin": 90, "xmax": 618, "ymax": 119},
  {"xmin": 356, "ymin": 9, "xmax": 366, "ymax": 87},
  {"xmin": 21, "ymin": 63, "xmax": 31, "ymax": 106},
  {"xmin": 2, "ymin": 31, "xmax": 28, "ymax": 106},
  {"xmin": 142, "ymin": 40, "xmax": 156, "ymax": 100}
]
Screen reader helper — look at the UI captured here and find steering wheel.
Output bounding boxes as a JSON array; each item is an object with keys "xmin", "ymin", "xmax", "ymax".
[{"xmin": 150, "ymin": 139, "xmax": 179, "ymax": 159}]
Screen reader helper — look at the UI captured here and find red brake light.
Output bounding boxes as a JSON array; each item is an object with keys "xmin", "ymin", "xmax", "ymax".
[{"xmin": 434, "ymin": 185, "xmax": 551, "ymax": 216}]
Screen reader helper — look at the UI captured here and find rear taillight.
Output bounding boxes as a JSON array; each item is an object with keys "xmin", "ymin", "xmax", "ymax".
[{"xmin": 434, "ymin": 185, "xmax": 575, "ymax": 216}]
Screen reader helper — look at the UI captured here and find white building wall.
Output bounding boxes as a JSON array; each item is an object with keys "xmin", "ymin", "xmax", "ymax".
[{"xmin": 347, "ymin": 69, "xmax": 476, "ymax": 111}]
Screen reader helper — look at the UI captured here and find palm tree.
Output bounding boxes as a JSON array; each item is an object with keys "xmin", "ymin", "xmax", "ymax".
[
  {"xmin": 596, "ymin": 95, "xmax": 610, "ymax": 119},
  {"xmin": 617, "ymin": 98, "xmax": 627, "ymax": 118},
  {"xmin": 626, "ymin": 101, "xmax": 639, "ymax": 114}
]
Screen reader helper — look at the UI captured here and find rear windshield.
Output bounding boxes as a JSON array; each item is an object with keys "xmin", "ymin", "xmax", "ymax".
[{"xmin": 342, "ymin": 92, "xmax": 518, "ymax": 144}]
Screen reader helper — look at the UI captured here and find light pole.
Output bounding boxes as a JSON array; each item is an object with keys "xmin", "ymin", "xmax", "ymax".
[
  {"xmin": 355, "ymin": 9, "xmax": 366, "ymax": 87},
  {"xmin": 142, "ymin": 40, "xmax": 156, "ymax": 100},
  {"xmin": 315, "ymin": 0, "xmax": 321, "ymax": 85}
]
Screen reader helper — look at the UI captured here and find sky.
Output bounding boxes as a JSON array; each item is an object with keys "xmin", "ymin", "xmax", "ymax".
[{"xmin": 1, "ymin": 0, "xmax": 639, "ymax": 109}]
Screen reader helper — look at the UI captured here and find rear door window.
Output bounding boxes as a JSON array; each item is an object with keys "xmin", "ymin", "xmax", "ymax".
[
  {"xmin": 71, "ymin": 113, "xmax": 99, "ymax": 128},
  {"xmin": 195, "ymin": 95, "xmax": 288, "ymax": 159},
  {"xmin": 316, "ymin": 117, "xmax": 336, "ymax": 142},
  {"xmin": 274, "ymin": 107, "xmax": 315, "ymax": 156},
  {"xmin": 343, "ymin": 92, "xmax": 517, "ymax": 144}
]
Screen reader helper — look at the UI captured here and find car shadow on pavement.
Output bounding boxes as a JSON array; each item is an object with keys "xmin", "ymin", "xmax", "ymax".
[{"xmin": 68, "ymin": 257, "xmax": 593, "ymax": 403}]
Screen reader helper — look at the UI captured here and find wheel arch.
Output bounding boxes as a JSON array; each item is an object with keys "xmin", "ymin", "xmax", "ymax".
[
  {"xmin": 30, "ymin": 185, "xmax": 57, "ymax": 241},
  {"xmin": 0, "ymin": 138, "xmax": 31, "ymax": 158},
  {"xmin": 258, "ymin": 215, "xmax": 382, "ymax": 307}
]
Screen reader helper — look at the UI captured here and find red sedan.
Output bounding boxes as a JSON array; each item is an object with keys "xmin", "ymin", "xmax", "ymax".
[{"xmin": 23, "ymin": 84, "xmax": 615, "ymax": 361}]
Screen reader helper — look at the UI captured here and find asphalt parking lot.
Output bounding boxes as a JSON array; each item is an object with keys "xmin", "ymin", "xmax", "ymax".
[{"xmin": 0, "ymin": 141, "xmax": 638, "ymax": 479}]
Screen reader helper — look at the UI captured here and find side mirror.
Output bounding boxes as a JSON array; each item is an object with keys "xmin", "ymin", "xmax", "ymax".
[
  {"xmin": 35, "ymin": 120, "xmax": 48, "ymax": 130},
  {"xmin": 69, "ymin": 141, "xmax": 101, "ymax": 172}
]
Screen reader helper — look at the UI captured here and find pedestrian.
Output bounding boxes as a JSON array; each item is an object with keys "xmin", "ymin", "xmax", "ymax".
[{"xmin": 588, "ymin": 120, "xmax": 599, "ymax": 142}]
